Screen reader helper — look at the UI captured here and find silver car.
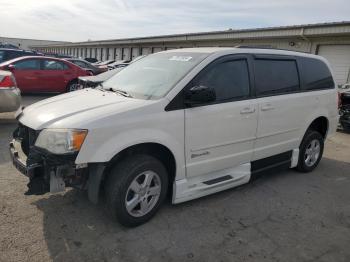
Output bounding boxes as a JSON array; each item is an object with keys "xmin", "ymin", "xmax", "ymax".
[{"xmin": 0, "ymin": 70, "xmax": 21, "ymax": 113}]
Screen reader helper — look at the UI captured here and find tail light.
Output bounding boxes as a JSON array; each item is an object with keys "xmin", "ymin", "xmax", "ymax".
[{"xmin": 0, "ymin": 75, "xmax": 17, "ymax": 89}]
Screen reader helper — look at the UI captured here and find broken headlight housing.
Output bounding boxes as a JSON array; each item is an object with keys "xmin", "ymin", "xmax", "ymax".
[{"xmin": 35, "ymin": 129, "xmax": 88, "ymax": 154}]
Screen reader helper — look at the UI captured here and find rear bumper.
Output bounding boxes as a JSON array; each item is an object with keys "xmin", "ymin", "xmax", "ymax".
[{"xmin": 0, "ymin": 87, "xmax": 21, "ymax": 113}]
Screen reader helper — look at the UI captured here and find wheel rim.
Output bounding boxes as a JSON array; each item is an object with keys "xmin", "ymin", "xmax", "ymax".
[
  {"xmin": 69, "ymin": 83, "xmax": 80, "ymax": 92},
  {"xmin": 304, "ymin": 139, "xmax": 321, "ymax": 167},
  {"xmin": 125, "ymin": 171, "xmax": 161, "ymax": 217}
]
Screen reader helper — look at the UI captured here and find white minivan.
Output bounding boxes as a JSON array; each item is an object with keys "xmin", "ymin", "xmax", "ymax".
[{"xmin": 10, "ymin": 48, "xmax": 338, "ymax": 227}]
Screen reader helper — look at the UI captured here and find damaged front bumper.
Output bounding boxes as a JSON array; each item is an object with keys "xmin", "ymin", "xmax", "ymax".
[{"xmin": 9, "ymin": 137, "xmax": 88, "ymax": 196}]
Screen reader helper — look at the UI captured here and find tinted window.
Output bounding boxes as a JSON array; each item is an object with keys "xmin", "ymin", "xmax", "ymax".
[
  {"xmin": 73, "ymin": 60, "xmax": 90, "ymax": 68},
  {"xmin": 7, "ymin": 51, "xmax": 23, "ymax": 60},
  {"xmin": 0, "ymin": 50, "xmax": 4, "ymax": 63},
  {"xmin": 13, "ymin": 59, "xmax": 40, "ymax": 70},
  {"xmin": 195, "ymin": 59, "xmax": 250, "ymax": 101},
  {"xmin": 255, "ymin": 59, "xmax": 299, "ymax": 96},
  {"xmin": 300, "ymin": 57, "xmax": 334, "ymax": 90},
  {"xmin": 43, "ymin": 60, "xmax": 68, "ymax": 70}
]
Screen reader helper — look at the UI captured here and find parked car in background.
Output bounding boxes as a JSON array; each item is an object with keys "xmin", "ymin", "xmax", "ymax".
[
  {"xmin": 339, "ymin": 84, "xmax": 350, "ymax": 131},
  {"xmin": 0, "ymin": 43, "xmax": 19, "ymax": 49},
  {"xmin": 78, "ymin": 68, "xmax": 124, "ymax": 89},
  {"xmin": 0, "ymin": 56, "xmax": 91, "ymax": 93},
  {"xmin": 0, "ymin": 48, "xmax": 41, "ymax": 64},
  {"xmin": 85, "ymin": 58, "xmax": 99, "ymax": 63},
  {"xmin": 93, "ymin": 60, "xmax": 115, "ymax": 69},
  {"xmin": 9, "ymin": 48, "xmax": 338, "ymax": 227},
  {"xmin": 42, "ymin": 52, "xmax": 72, "ymax": 59},
  {"xmin": 66, "ymin": 58, "xmax": 107, "ymax": 75},
  {"xmin": 107, "ymin": 56, "xmax": 146, "ymax": 70},
  {"xmin": 107, "ymin": 60, "xmax": 128, "ymax": 70},
  {"xmin": 0, "ymin": 70, "xmax": 21, "ymax": 113}
]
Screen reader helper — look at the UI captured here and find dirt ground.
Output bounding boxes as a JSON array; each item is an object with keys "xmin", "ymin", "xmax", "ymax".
[{"xmin": 0, "ymin": 96, "xmax": 350, "ymax": 262}]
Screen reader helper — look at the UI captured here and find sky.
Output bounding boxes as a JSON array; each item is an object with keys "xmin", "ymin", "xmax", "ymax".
[{"xmin": 0, "ymin": 0, "xmax": 349, "ymax": 42}]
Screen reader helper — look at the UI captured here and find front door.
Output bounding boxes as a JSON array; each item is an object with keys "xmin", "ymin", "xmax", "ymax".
[
  {"xmin": 185, "ymin": 56, "xmax": 258, "ymax": 178},
  {"xmin": 11, "ymin": 58, "xmax": 42, "ymax": 92}
]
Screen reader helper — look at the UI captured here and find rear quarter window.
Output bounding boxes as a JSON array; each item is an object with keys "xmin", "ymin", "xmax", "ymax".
[
  {"xmin": 43, "ymin": 60, "xmax": 69, "ymax": 70},
  {"xmin": 299, "ymin": 57, "xmax": 335, "ymax": 90}
]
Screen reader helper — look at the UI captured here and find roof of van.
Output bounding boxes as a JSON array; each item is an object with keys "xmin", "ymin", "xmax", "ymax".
[{"xmin": 163, "ymin": 47, "xmax": 320, "ymax": 59}]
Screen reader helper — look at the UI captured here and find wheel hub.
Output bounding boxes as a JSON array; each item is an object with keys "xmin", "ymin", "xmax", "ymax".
[
  {"xmin": 125, "ymin": 171, "xmax": 161, "ymax": 217},
  {"xmin": 304, "ymin": 139, "xmax": 321, "ymax": 167}
]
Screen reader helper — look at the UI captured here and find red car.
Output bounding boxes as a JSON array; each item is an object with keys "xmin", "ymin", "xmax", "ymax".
[{"xmin": 0, "ymin": 56, "xmax": 91, "ymax": 93}]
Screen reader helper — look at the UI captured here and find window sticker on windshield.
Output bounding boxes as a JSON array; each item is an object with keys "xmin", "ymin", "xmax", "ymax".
[{"xmin": 169, "ymin": 56, "xmax": 193, "ymax": 62}]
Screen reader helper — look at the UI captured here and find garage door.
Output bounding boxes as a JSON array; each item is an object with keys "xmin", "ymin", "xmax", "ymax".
[
  {"xmin": 131, "ymin": 48, "xmax": 140, "ymax": 59},
  {"xmin": 318, "ymin": 45, "xmax": 350, "ymax": 85},
  {"xmin": 152, "ymin": 47, "xmax": 163, "ymax": 53},
  {"xmin": 115, "ymin": 48, "xmax": 122, "ymax": 60},
  {"xmin": 122, "ymin": 48, "xmax": 131, "ymax": 60},
  {"xmin": 141, "ymin": 47, "xmax": 152, "ymax": 55}
]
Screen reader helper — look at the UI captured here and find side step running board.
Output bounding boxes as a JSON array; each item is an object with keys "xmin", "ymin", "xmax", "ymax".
[{"xmin": 203, "ymin": 175, "xmax": 233, "ymax": 185}]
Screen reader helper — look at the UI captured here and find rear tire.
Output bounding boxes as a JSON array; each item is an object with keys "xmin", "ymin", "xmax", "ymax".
[
  {"xmin": 296, "ymin": 130, "xmax": 324, "ymax": 172},
  {"xmin": 105, "ymin": 154, "xmax": 168, "ymax": 227}
]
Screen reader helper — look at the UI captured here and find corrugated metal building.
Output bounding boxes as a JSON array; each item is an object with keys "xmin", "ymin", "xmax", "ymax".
[
  {"xmin": 0, "ymin": 36, "xmax": 67, "ymax": 50},
  {"xmin": 32, "ymin": 21, "xmax": 350, "ymax": 85}
]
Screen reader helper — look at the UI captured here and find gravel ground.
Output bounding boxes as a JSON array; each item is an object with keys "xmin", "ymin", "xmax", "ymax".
[{"xmin": 0, "ymin": 95, "xmax": 350, "ymax": 262}]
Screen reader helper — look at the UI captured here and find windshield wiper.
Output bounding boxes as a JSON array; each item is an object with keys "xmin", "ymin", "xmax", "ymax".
[
  {"xmin": 108, "ymin": 87, "xmax": 133, "ymax": 98},
  {"xmin": 95, "ymin": 84, "xmax": 105, "ymax": 91}
]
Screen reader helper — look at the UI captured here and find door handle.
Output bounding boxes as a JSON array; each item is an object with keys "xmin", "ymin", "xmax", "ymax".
[
  {"xmin": 240, "ymin": 107, "xmax": 256, "ymax": 114},
  {"xmin": 261, "ymin": 104, "xmax": 275, "ymax": 111}
]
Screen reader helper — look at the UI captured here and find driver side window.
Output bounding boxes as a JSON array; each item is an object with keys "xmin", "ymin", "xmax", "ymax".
[
  {"xmin": 13, "ymin": 59, "xmax": 41, "ymax": 70},
  {"xmin": 195, "ymin": 59, "xmax": 250, "ymax": 102}
]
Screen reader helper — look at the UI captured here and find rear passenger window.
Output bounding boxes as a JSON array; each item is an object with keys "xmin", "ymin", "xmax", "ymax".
[
  {"xmin": 195, "ymin": 59, "xmax": 250, "ymax": 102},
  {"xmin": 300, "ymin": 57, "xmax": 334, "ymax": 90},
  {"xmin": 43, "ymin": 60, "xmax": 69, "ymax": 70},
  {"xmin": 254, "ymin": 59, "xmax": 300, "ymax": 96}
]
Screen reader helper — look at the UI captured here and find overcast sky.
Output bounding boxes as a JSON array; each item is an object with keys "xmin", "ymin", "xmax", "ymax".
[{"xmin": 1, "ymin": 0, "xmax": 349, "ymax": 42}]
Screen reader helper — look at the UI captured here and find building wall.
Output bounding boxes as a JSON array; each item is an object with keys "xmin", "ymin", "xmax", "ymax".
[
  {"xmin": 0, "ymin": 36, "xmax": 67, "ymax": 50},
  {"xmin": 37, "ymin": 36, "xmax": 350, "ymax": 60}
]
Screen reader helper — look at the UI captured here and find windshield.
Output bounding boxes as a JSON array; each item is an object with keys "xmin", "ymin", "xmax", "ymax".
[{"xmin": 102, "ymin": 52, "xmax": 208, "ymax": 100}]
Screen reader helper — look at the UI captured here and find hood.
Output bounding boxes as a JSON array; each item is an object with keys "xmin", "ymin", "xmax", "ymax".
[{"xmin": 19, "ymin": 88, "xmax": 148, "ymax": 130}]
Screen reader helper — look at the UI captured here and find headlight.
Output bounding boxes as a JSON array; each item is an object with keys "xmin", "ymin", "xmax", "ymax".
[{"xmin": 35, "ymin": 129, "xmax": 88, "ymax": 154}]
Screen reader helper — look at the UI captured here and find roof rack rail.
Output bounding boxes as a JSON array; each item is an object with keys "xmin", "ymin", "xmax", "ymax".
[{"xmin": 234, "ymin": 45, "xmax": 308, "ymax": 53}]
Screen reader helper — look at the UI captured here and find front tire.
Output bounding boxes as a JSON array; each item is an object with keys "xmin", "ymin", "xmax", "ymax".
[
  {"xmin": 105, "ymin": 155, "xmax": 168, "ymax": 227},
  {"xmin": 66, "ymin": 80, "xmax": 79, "ymax": 92},
  {"xmin": 296, "ymin": 130, "xmax": 324, "ymax": 172}
]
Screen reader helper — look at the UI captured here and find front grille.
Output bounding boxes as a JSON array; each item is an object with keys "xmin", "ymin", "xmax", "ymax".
[{"xmin": 14, "ymin": 124, "xmax": 38, "ymax": 156}]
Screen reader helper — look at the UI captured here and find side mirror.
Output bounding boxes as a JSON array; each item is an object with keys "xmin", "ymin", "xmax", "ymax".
[
  {"xmin": 185, "ymin": 85, "xmax": 216, "ymax": 106},
  {"xmin": 7, "ymin": 64, "xmax": 15, "ymax": 71}
]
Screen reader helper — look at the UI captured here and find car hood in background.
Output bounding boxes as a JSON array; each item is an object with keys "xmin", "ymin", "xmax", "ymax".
[
  {"xmin": 79, "ymin": 68, "xmax": 123, "ymax": 83},
  {"xmin": 18, "ymin": 88, "xmax": 149, "ymax": 130}
]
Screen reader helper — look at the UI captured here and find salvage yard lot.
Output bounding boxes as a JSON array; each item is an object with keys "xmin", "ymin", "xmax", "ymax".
[{"xmin": 0, "ymin": 96, "xmax": 350, "ymax": 262}]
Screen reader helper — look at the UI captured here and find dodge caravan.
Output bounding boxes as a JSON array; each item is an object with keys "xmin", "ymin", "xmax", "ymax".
[{"xmin": 9, "ymin": 48, "xmax": 338, "ymax": 227}]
